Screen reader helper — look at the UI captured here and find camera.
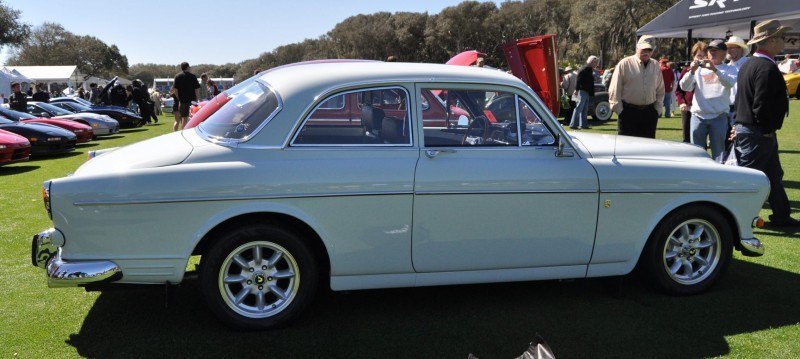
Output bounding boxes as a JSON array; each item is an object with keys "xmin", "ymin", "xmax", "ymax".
[{"xmin": 694, "ymin": 60, "xmax": 710, "ymax": 68}]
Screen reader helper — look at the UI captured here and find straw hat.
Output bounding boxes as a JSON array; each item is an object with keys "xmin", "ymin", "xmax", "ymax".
[
  {"xmin": 725, "ymin": 36, "xmax": 750, "ymax": 56},
  {"xmin": 747, "ymin": 19, "xmax": 792, "ymax": 45}
]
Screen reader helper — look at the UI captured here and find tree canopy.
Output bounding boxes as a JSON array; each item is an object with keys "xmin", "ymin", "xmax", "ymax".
[{"xmin": 0, "ymin": 0, "xmax": 30, "ymax": 48}]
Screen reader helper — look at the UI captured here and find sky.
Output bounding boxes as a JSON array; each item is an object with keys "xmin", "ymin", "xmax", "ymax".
[{"xmin": 1, "ymin": 0, "xmax": 499, "ymax": 66}]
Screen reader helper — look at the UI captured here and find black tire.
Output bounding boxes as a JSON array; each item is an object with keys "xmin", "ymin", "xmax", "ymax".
[
  {"xmin": 643, "ymin": 205, "xmax": 732, "ymax": 295},
  {"xmin": 592, "ymin": 101, "xmax": 612, "ymax": 121},
  {"xmin": 200, "ymin": 224, "xmax": 318, "ymax": 330}
]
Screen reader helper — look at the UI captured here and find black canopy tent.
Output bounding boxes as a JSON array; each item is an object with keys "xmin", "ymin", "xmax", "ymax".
[{"xmin": 637, "ymin": 0, "xmax": 800, "ymax": 60}]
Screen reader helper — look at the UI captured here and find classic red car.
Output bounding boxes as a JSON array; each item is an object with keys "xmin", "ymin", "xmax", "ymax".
[
  {"xmin": 0, "ymin": 129, "xmax": 31, "ymax": 166},
  {"xmin": 0, "ymin": 107, "xmax": 93, "ymax": 143}
]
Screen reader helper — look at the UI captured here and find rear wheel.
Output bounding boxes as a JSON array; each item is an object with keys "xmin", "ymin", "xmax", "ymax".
[
  {"xmin": 643, "ymin": 206, "xmax": 732, "ymax": 295},
  {"xmin": 592, "ymin": 101, "xmax": 611, "ymax": 121},
  {"xmin": 200, "ymin": 224, "xmax": 318, "ymax": 330}
]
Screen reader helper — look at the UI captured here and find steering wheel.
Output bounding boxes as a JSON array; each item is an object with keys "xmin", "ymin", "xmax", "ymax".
[{"xmin": 461, "ymin": 116, "xmax": 491, "ymax": 145}]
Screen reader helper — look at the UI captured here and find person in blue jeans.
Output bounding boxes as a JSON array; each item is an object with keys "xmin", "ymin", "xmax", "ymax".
[
  {"xmin": 733, "ymin": 19, "xmax": 798, "ymax": 227},
  {"xmin": 570, "ymin": 56, "xmax": 599, "ymax": 130},
  {"xmin": 679, "ymin": 39, "xmax": 737, "ymax": 162}
]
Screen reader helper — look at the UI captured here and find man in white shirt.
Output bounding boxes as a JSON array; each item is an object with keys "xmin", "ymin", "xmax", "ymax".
[{"xmin": 679, "ymin": 39, "xmax": 738, "ymax": 162}]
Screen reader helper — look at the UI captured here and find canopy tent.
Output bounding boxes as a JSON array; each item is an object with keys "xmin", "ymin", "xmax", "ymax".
[
  {"xmin": 4, "ymin": 65, "xmax": 84, "ymax": 93},
  {"xmin": 0, "ymin": 67, "xmax": 33, "ymax": 99},
  {"xmin": 637, "ymin": 0, "xmax": 800, "ymax": 59}
]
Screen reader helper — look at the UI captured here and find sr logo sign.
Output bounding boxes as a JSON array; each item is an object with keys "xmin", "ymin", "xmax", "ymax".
[{"xmin": 689, "ymin": 0, "xmax": 739, "ymax": 10}]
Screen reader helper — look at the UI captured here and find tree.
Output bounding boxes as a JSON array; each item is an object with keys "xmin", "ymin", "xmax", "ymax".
[
  {"xmin": 7, "ymin": 22, "xmax": 128, "ymax": 78},
  {"xmin": 0, "ymin": 1, "xmax": 29, "ymax": 48}
]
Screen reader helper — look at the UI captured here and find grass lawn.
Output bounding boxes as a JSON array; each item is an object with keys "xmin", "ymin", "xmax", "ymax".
[{"xmin": 1, "ymin": 104, "xmax": 798, "ymax": 358}]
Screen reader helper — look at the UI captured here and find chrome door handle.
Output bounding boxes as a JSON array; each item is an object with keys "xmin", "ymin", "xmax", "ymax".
[{"xmin": 425, "ymin": 149, "xmax": 456, "ymax": 158}]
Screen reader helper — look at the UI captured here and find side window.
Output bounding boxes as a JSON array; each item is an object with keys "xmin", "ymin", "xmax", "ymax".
[
  {"xmin": 292, "ymin": 87, "xmax": 411, "ymax": 146},
  {"xmin": 317, "ymin": 94, "xmax": 345, "ymax": 110},
  {"xmin": 518, "ymin": 98, "xmax": 556, "ymax": 146},
  {"xmin": 421, "ymin": 88, "xmax": 518, "ymax": 147}
]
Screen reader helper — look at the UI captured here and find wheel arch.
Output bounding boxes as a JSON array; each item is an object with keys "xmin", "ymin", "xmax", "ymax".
[
  {"xmin": 635, "ymin": 200, "xmax": 740, "ymax": 268},
  {"xmin": 191, "ymin": 212, "xmax": 331, "ymax": 284}
]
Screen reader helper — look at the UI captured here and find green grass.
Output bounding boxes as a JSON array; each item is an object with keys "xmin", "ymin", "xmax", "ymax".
[{"xmin": 1, "ymin": 105, "xmax": 798, "ymax": 358}]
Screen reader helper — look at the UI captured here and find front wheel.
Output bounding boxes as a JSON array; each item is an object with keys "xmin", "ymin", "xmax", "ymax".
[
  {"xmin": 200, "ymin": 224, "xmax": 318, "ymax": 330},
  {"xmin": 643, "ymin": 206, "xmax": 732, "ymax": 295}
]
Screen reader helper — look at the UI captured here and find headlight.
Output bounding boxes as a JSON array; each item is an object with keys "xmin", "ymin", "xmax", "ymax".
[
  {"xmin": 42, "ymin": 181, "xmax": 52, "ymax": 219},
  {"xmin": 92, "ymin": 123, "xmax": 99, "ymax": 127}
]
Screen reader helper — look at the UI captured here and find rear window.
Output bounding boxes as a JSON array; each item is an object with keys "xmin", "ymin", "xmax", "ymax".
[{"xmin": 198, "ymin": 82, "xmax": 281, "ymax": 140}]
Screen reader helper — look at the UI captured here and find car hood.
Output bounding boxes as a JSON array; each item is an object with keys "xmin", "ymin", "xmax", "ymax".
[
  {"xmin": 570, "ymin": 132, "xmax": 713, "ymax": 163},
  {"xmin": 22, "ymin": 118, "xmax": 91, "ymax": 131},
  {"xmin": 0, "ymin": 129, "xmax": 29, "ymax": 144},
  {"xmin": 0, "ymin": 122, "xmax": 75, "ymax": 137},
  {"xmin": 74, "ymin": 131, "xmax": 193, "ymax": 176}
]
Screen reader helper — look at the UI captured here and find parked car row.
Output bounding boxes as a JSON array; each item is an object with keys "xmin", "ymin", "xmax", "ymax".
[{"xmin": 0, "ymin": 98, "xmax": 126, "ymax": 165}]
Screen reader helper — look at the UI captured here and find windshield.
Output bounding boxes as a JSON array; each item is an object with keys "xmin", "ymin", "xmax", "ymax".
[
  {"xmin": 224, "ymin": 75, "xmax": 258, "ymax": 97},
  {"xmin": 72, "ymin": 97, "xmax": 92, "ymax": 106},
  {"xmin": 0, "ymin": 108, "xmax": 35, "ymax": 120},
  {"xmin": 198, "ymin": 81, "xmax": 280, "ymax": 140},
  {"xmin": 62, "ymin": 102, "xmax": 91, "ymax": 112},
  {"xmin": 37, "ymin": 102, "xmax": 73, "ymax": 116}
]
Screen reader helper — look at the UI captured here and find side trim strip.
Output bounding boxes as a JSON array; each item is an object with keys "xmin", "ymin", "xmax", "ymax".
[
  {"xmin": 73, "ymin": 191, "xmax": 413, "ymax": 206},
  {"xmin": 601, "ymin": 189, "xmax": 760, "ymax": 194}
]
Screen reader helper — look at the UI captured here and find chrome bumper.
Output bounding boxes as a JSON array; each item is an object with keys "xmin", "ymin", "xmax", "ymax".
[
  {"xmin": 739, "ymin": 238, "xmax": 764, "ymax": 257},
  {"xmin": 32, "ymin": 228, "xmax": 122, "ymax": 288}
]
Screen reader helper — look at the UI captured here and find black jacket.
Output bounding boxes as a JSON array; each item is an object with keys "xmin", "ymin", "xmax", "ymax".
[
  {"xmin": 734, "ymin": 56, "xmax": 789, "ymax": 133},
  {"xmin": 9, "ymin": 91, "xmax": 27, "ymax": 112},
  {"xmin": 575, "ymin": 66, "xmax": 595, "ymax": 96}
]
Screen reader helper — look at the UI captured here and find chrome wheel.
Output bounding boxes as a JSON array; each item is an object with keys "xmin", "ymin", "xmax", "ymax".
[
  {"xmin": 662, "ymin": 219, "xmax": 721, "ymax": 285},
  {"xmin": 218, "ymin": 241, "xmax": 300, "ymax": 318},
  {"xmin": 593, "ymin": 101, "xmax": 611, "ymax": 121}
]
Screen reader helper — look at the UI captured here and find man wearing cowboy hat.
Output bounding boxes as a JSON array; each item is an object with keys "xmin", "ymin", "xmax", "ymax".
[
  {"xmin": 733, "ymin": 19, "xmax": 798, "ymax": 227},
  {"xmin": 725, "ymin": 36, "xmax": 750, "ymax": 69},
  {"xmin": 560, "ymin": 66, "xmax": 577, "ymax": 122}
]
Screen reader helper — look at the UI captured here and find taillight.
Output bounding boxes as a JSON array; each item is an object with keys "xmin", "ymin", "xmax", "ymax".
[
  {"xmin": 43, "ymin": 181, "xmax": 52, "ymax": 219},
  {"xmin": 752, "ymin": 217, "xmax": 764, "ymax": 228}
]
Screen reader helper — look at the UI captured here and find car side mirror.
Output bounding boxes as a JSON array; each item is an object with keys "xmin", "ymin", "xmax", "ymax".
[
  {"xmin": 555, "ymin": 135, "xmax": 575, "ymax": 157},
  {"xmin": 457, "ymin": 115, "xmax": 469, "ymax": 127},
  {"xmin": 40, "ymin": 112, "xmax": 51, "ymax": 118}
]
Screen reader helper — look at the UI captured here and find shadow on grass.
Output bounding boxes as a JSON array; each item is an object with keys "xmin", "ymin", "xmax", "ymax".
[
  {"xmin": 120, "ymin": 128, "xmax": 147, "ymax": 133},
  {"xmin": 66, "ymin": 260, "xmax": 800, "ymax": 358},
  {"xmin": 28, "ymin": 151, "xmax": 83, "ymax": 162},
  {"xmin": 0, "ymin": 165, "xmax": 40, "ymax": 175},
  {"xmin": 96, "ymin": 135, "xmax": 124, "ymax": 140},
  {"xmin": 783, "ymin": 180, "xmax": 800, "ymax": 190},
  {"xmin": 76, "ymin": 143, "xmax": 99, "ymax": 149}
]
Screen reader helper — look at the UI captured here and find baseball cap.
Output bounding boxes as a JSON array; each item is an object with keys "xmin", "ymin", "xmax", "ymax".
[
  {"xmin": 708, "ymin": 39, "xmax": 727, "ymax": 51},
  {"xmin": 637, "ymin": 35, "xmax": 655, "ymax": 50}
]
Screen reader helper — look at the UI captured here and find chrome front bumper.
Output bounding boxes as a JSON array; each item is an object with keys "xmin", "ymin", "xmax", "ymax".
[
  {"xmin": 739, "ymin": 238, "xmax": 764, "ymax": 257},
  {"xmin": 32, "ymin": 228, "xmax": 122, "ymax": 288}
]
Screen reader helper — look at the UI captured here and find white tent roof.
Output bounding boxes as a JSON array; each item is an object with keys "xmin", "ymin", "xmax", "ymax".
[{"xmin": 5, "ymin": 65, "xmax": 82, "ymax": 83}]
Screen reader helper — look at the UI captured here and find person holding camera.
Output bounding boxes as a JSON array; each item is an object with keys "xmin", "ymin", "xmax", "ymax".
[{"xmin": 679, "ymin": 39, "xmax": 737, "ymax": 163}]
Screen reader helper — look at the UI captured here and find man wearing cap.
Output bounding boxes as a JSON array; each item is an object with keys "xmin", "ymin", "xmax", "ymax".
[
  {"xmin": 8, "ymin": 82, "xmax": 27, "ymax": 113},
  {"xmin": 679, "ymin": 39, "xmax": 738, "ymax": 163},
  {"xmin": 608, "ymin": 35, "xmax": 665, "ymax": 138},
  {"xmin": 569, "ymin": 56, "xmax": 599, "ymax": 129},
  {"xmin": 733, "ymin": 19, "xmax": 798, "ymax": 227}
]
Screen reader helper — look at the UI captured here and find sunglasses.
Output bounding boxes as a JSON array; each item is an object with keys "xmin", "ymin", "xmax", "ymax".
[{"xmin": 641, "ymin": 49, "xmax": 654, "ymax": 53}]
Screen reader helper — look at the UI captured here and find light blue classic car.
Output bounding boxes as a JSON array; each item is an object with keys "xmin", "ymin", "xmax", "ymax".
[{"xmin": 33, "ymin": 62, "xmax": 768, "ymax": 330}]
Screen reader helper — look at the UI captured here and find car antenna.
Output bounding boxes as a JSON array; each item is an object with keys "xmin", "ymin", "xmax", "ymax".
[{"xmin": 612, "ymin": 133, "xmax": 619, "ymax": 164}]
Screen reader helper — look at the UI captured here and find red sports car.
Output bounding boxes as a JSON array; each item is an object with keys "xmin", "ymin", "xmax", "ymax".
[
  {"xmin": 0, "ymin": 107, "xmax": 93, "ymax": 143},
  {"xmin": 0, "ymin": 129, "xmax": 31, "ymax": 166}
]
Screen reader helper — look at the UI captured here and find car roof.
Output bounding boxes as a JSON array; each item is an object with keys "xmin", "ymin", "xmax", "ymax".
[{"xmin": 257, "ymin": 62, "xmax": 527, "ymax": 97}]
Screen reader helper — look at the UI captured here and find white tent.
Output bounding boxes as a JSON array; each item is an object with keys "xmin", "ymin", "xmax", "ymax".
[
  {"xmin": 4, "ymin": 65, "xmax": 83, "ymax": 92},
  {"xmin": 0, "ymin": 67, "xmax": 32, "ymax": 99}
]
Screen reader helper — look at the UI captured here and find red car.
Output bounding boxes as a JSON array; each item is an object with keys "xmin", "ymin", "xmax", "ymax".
[
  {"xmin": 0, "ymin": 107, "xmax": 93, "ymax": 143},
  {"xmin": 0, "ymin": 129, "xmax": 31, "ymax": 166}
]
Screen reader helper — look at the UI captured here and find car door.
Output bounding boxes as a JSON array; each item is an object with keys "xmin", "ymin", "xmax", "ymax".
[{"xmin": 412, "ymin": 84, "xmax": 599, "ymax": 273}]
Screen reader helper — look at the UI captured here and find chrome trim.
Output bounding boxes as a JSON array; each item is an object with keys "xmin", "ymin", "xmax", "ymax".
[
  {"xmin": 739, "ymin": 238, "xmax": 764, "ymax": 257},
  {"xmin": 32, "ymin": 228, "xmax": 60, "ymax": 269},
  {"xmin": 514, "ymin": 94, "xmax": 522, "ymax": 145},
  {"xmin": 414, "ymin": 189, "xmax": 598, "ymax": 195},
  {"xmin": 600, "ymin": 189, "xmax": 761, "ymax": 194},
  {"xmin": 289, "ymin": 85, "xmax": 414, "ymax": 147},
  {"xmin": 196, "ymin": 81, "xmax": 283, "ymax": 146},
  {"xmin": 46, "ymin": 248, "xmax": 122, "ymax": 288},
  {"xmin": 73, "ymin": 191, "xmax": 413, "ymax": 206}
]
